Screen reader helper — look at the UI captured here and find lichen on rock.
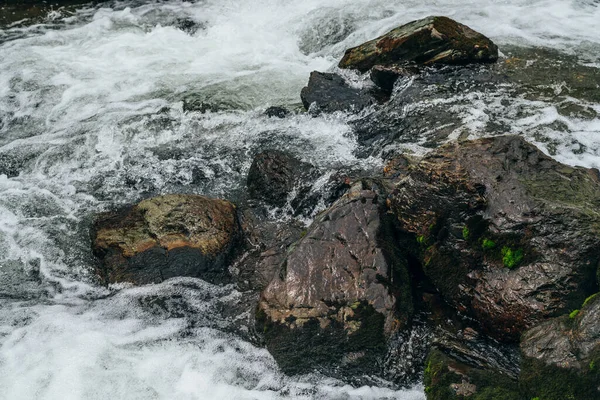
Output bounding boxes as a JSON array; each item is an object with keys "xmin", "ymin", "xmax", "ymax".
[{"xmin": 92, "ymin": 194, "xmax": 240, "ymax": 285}]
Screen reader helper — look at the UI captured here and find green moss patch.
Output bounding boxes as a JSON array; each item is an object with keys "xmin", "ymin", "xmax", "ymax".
[
  {"xmin": 424, "ymin": 349, "xmax": 521, "ymax": 400},
  {"xmin": 501, "ymin": 247, "xmax": 524, "ymax": 269}
]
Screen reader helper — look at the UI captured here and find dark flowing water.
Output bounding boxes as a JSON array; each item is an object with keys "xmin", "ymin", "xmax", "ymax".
[{"xmin": 0, "ymin": 1, "xmax": 599, "ymax": 399}]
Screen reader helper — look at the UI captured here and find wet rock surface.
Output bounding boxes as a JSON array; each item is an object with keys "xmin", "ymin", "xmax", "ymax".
[
  {"xmin": 519, "ymin": 293, "xmax": 600, "ymax": 400},
  {"xmin": 300, "ymin": 71, "xmax": 380, "ymax": 113},
  {"xmin": 339, "ymin": 16, "xmax": 498, "ymax": 73},
  {"xmin": 389, "ymin": 135, "xmax": 600, "ymax": 341},
  {"xmin": 369, "ymin": 64, "xmax": 418, "ymax": 92},
  {"xmin": 424, "ymin": 348, "xmax": 521, "ymax": 400},
  {"xmin": 256, "ymin": 180, "xmax": 413, "ymax": 375},
  {"xmin": 233, "ymin": 206, "xmax": 306, "ymax": 292},
  {"xmin": 247, "ymin": 150, "xmax": 316, "ymax": 208},
  {"xmin": 92, "ymin": 194, "xmax": 240, "ymax": 285}
]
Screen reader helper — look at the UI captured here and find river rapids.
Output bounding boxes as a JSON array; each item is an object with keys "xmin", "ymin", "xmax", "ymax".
[{"xmin": 0, "ymin": 1, "xmax": 599, "ymax": 399}]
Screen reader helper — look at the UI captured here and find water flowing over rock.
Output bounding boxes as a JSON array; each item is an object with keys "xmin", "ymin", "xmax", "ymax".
[
  {"xmin": 92, "ymin": 194, "xmax": 240, "ymax": 285},
  {"xmin": 247, "ymin": 150, "xmax": 315, "ymax": 208},
  {"xmin": 369, "ymin": 64, "xmax": 418, "ymax": 92},
  {"xmin": 388, "ymin": 135, "xmax": 600, "ymax": 341},
  {"xmin": 257, "ymin": 180, "xmax": 413, "ymax": 375},
  {"xmin": 339, "ymin": 16, "xmax": 498, "ymax": 73},
  {"xmin": 519, "ymin": 293, "xmax": 600, "ymax": 400},
  {"xmin": 300, "ymin": 71, "xmax": 380, "ymax": 113}
]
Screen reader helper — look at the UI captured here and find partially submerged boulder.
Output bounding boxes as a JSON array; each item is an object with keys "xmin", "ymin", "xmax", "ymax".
[
  {"xmin": 247, "ymin": 150, "xmax": 315, "ymax": 208},
  {"xmin": 300, "ymin": 71, "xmax": 379, "ymax": 113},
  {"xmin": 257, "ymin": 180, "xmax": 413, "ymax": 374},
  {"xmin": 92, "ymin": 194, "xmax": 240, "ymax": 285},
  {"xmin": 369, "ymin": 64, "xmax": 418, "ymax": 92},
  {"xmin": 389, "ymin": 136, "xmax": 600, "ymax": 341},
  {"xmin": 339, "ymin": 16, "xmax": 498, "ymax": 72},
  {"xmin": 520, "ymin": 293, "xmax": 600, "ymax": 400}
]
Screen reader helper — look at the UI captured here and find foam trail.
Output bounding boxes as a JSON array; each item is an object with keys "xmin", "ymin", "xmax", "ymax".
[{"xmin": 0, "ymin": 1, "xmax": 599, "ymax": 399}]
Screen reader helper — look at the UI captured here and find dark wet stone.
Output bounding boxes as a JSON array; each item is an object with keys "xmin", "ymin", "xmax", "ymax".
[
  {"xmin": 246, "ymin": 150, "xmax": 315, "ymax": 208},
  {"xmin": 264, "ymin": 106, "xmax": 290, "ymax": 118},
  {"xmin": 175, "ymin": 18, "xmax": 201, "ymax": 34},
  {"xmin": 370, "ymin": 64, "xmax": 418, "ymax": 92},
  {"xmin": 257, "ymin": 180, "xmax": 413, "ymax": 375},
  {"xmin": 339, "ymin": 16, "xmax": 498, "ymax": 73},
  {"xmin": 423, "ymin": 348, "xmax": 521, "ymax": 400},
  {"xmin": 519, "ymin": 294, "xmax": 600, "ymax": 400},
  {"xmin": 388, "ymin": 136, "xmax": 600, "ymax": 342},
  {"xmin": 300, "ymin": 71, "xmax": 378, "ymax": 113},
  {"xmin": 92, "ymin": 194, "xmax": 240, "ymax": 286}
]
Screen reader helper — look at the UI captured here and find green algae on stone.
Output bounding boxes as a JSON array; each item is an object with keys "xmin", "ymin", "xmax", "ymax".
[
  {"xmin": 481, "ymin": 238, "xmax": 496, "ymax": 250},
  {"xmin": 423, "ymin": 349, "xmax": 521, "ymax": 400},
  {"xmin": 501, "ymin": 247, "xmax": 524, "ymax": 269}
]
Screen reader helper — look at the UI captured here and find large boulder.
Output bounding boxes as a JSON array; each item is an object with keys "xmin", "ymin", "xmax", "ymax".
[
  {"xmin": 339, "ymin": 16, "xmax": 498, "ymax": 73},
  {"xmin": 300, "ymin": 71, "xmax": 380, "ymax": 113},
  {"xmin": 520, "ymin": 293, "xmax": 600, "ymax": 400},
  {"xmin": 389, "ymin": 136, "xmax": 600, "ymax": 341},
  {"xmin": 92, "ymin": 194, "xmax": 240, "ymax": 285},
  {"xmin": 256, "ymin": 180, "xmax": 413, "ymax": 374}
]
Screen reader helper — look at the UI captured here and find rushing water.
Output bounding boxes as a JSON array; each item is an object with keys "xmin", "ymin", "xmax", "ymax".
[{"xmin": 0, "ymin": 1, "xmax": 599, "ymax": 399}]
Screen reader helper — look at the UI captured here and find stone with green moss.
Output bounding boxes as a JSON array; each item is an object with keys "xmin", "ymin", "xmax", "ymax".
[
  {"xmin": 389, "ymin": 136, "xmax": 600, "ymax": 341},
  {"xmin": 501, "ymin": 247, "xmax": 524, "ymax": 269},
  {"xmin": 481, "ymin": 238, "xmax": 496, "ymax": 250},
  {"xmin": 520, "ymin": 293, "xmax": 600, "ymax": 400},
  {"xmin": 423, "ymin": 349, "xmax": 521, "ymax": 400}
]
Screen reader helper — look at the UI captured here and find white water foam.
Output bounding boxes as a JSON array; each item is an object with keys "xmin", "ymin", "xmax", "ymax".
[{"xmin": 0, "ymin": 0, "xmax": 599, "ymax": 399}]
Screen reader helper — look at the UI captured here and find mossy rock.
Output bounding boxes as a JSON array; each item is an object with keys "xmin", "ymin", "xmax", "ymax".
[
  {"xmin": 424, "ymin": 349, "xmax": 521, "ymax": 400},
  {"xmin": 520, "ymin": 356, "xmax": 600, "ymax": 400},
  {"xmin": 389, "ymin": 136, "xmax": 600, "ymax": 341},
  {"xmin": 520, "ymin": 294, "xmax": 600, "ymax": 400}
]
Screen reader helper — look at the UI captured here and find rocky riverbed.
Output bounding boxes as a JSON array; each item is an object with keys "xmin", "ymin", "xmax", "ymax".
[{"xmin": 1, "ymin": 1, "xmax": 600, "ymax": 399}]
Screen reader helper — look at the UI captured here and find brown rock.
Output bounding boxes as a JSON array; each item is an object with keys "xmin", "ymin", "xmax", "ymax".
[
  {"xmin": 257, "ymin": 180, "xmax": 413, "ymax": 374},
  {"xmin": 339, "ymin": 16, "xmax": 498, "ymax": 73},
  {"xmin": 92, "ymin": 194, "xmax": 240, "ymax": 285},
  {"xmin": 519, "ymin": 293, "xmax": 600, "ymax": 399},
  {"xmin": 389, "ymin": 136, "xmax": 600, "ymax": 341}
]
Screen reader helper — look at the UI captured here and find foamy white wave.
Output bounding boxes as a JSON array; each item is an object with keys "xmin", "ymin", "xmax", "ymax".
[
  {"xmin": 0, "ymin": 279, "xmax": 424, "ymax": 400},
  {"xmin": 0, "ymin": 0, "xmax": 599, "ymax": 399}
]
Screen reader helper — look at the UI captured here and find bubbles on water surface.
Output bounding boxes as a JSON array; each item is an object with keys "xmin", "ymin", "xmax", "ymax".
[{"xmin": 0, "ymin": 0, "xmax": 599, "ymax": 399}]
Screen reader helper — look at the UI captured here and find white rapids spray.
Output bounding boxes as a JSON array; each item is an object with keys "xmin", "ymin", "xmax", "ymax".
[{"xmin": 0, "ymin": 1, "xmax": 599, "ymax": 399}]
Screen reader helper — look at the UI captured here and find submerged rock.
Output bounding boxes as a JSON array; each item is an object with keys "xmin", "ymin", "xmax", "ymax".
[
  {"xmin": 257, "ymin": 180, "xmax": 413, "ymax": 375},
  {"xmin": 339, "ymin": 16, "xmax": 498, "ymax": 73},
  {"xmin": 300, "ymin": 71, "xmax": 379, "ymax": 113},
  {"xmin": 389, "ymin": 136, "xmax": 600, "ymax": 341},
  {"xmin": 92, "ymin": 194, "xmax": 240, "ymax": 285},
  {"xmin": 263, "ymin": 106, "xmax": 290, "ymax": 118},
  {"xmin": 520, "ymin": 293, "xmax": 600, "ymax": 400}
]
